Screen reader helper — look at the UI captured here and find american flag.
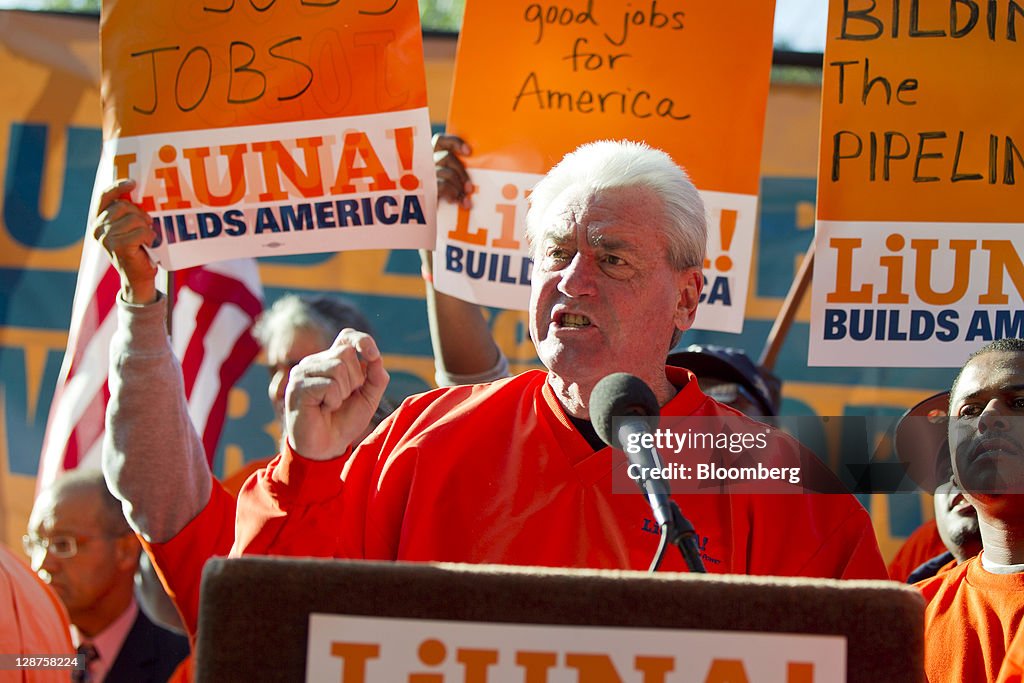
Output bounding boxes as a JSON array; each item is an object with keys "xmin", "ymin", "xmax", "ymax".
[{"xmin": 37, "ymin": 231, "xmax": 263, "ymax": 489}]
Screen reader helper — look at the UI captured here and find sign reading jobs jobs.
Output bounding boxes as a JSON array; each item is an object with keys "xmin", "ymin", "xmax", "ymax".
[
  {"xmin": 97, "ymin": 0, "xmax": 437, "ymax": 271},
  {"xmin": 809, "ymin": 0, "xmax": 1024, "ymax": 367},
  {"xmin": 434, "ymin": 0, "xmax": 775, "ymax": 333},
  {"xmin": 306, "ymin": 614, "xmax": 845, "ymax": 682}
]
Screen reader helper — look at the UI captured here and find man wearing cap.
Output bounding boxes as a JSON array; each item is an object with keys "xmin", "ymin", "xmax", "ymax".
[
  {"xmin": 917, "ymin": 338, "xmax": 1024, "ymax": 682},
  {"xmin": 888, "ymin": 392, "xmax": 982, "ymax": 583},
  {"xmin": 908, "ymin": 442, "xmax": 982, "ymax": 583},
  {"xmin": 667, "ymin": 344, "xmax": 781, "ymax": 418}
]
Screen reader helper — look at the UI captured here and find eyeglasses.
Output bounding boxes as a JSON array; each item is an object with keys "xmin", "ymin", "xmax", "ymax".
[{"xmin": 22, "ymin": 534, "xmax": 101, "ymax": 560}]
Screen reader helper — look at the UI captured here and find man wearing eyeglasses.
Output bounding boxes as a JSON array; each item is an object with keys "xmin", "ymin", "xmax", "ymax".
[{"xmin": 25, "ymin": 469, "xmax": 188, "ymax": 683}]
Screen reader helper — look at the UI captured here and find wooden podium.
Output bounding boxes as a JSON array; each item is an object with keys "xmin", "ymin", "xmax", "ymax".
[{"xmin": 196, "ymin": 557, "xmax": 924, "ymax": 682}]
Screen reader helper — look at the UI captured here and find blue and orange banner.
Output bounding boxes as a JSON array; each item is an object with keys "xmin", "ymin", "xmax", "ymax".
[
  {"xmin": 810, "ymin": 1, "xmax": 1024, "ymax": 367},
  {"xmin": 1, "ymin": 9, "xmax": 964, "ymax": 564},
  {"xmin": 99, "ymin": 0, "xmax": 437, "ymax": 269},
  {"xmin": 435, "ymin": 0, "xmax": 776, "ymax": 332}
]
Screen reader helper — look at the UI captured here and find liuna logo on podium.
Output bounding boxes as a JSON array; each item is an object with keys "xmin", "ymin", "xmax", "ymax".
[{"xmin": 306, "ymin": 614, "xmax": 844, "ymax": 682}]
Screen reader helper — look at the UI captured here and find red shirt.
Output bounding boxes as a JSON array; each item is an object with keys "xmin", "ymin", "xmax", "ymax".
[
  {"xmin": 888, "ymin": 519, "xmax": 947, "ymax": 581},
  {"xmin": 143, "ymin": 482, "xmax": 237, "ymax": 638},
  {"xmin": 233, "ymin": 368, "xmax": 885, "ymax": 578}
]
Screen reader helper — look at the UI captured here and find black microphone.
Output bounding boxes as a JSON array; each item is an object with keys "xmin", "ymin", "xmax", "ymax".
[
  {"xmin": 591, "ymin": 373, "xmax": 673, "ymax": 528},
  {"xmin": 591, "ymin": 372, "xmax": 706, "ymax": 573}
]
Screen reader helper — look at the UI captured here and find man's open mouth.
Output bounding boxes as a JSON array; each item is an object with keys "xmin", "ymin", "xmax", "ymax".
[{"xmin": 948, "ymin": 492, "xmax": 975, "ymax": 516}]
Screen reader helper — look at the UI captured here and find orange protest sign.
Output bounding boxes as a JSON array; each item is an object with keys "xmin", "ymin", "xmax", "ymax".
[
  {"xmin": 447, "ymin": 1, "xmax": 774, "ymax": 195},
  {"xmin": 101, "ymin": 0, "xmax": 427, "ymax": 139},
  {"xmin": 810, "ymin": 1, "xmax": 1024, "ymax": 367},
  {"xmin": 435, "ymin": 0, "xmax": 776, "ymax": 332},
  {"xmin": 816, "ymin": 1, "xmax": 1024, "ymax": 223},
  {"xmin": 98, "ymin": 0, "xmax": 436, "ymax": 270}
]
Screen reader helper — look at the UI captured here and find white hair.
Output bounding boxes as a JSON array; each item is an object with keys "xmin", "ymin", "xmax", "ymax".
[
  {"xmin": 525, "ymin": 140, "xmax": 707, "ymax": 270},
  {"xmin": 253, "ymin": 294, "xmax": 372, "ymax": 348}
]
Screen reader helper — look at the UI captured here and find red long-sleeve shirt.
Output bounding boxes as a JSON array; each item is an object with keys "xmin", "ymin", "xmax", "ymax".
[{"xmin": 232, "ymin": 368, "xmax": 886, "ymax": 578}]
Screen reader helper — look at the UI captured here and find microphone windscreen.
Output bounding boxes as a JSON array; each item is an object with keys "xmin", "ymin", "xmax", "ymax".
[{"xmin": 590, "ymin": 373, "xmax": 660, "ymax": 449}]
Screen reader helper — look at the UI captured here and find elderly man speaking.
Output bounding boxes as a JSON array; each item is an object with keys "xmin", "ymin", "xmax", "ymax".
[
  {"xmin": 98, "ymin": 140, "xmax": 884, "ymax": 584},
  {"xmin": 221, "ymin": 140, "xmax": 884, "ymax": 576}
]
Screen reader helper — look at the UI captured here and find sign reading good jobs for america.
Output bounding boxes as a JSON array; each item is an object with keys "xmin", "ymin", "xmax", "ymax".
[
  {"xmin": 810, "ymin": 2, "xmax": 1024, "ymax": 367},
  {"xmin": 306, "ymin": 614, "xmax": 845, "ymax": 682},
  {"xmin": 99, "ymin": 0, "xmax": 436, "ymax": 270},
  {"xmin": 435, "ymin": 0, "xmax": 775, "ymax": 333}
]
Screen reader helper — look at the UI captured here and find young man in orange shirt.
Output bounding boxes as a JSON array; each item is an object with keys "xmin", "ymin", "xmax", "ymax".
[{"xmin": 917, "ymin": 338, "xmax": 1024, "ymax": 682}]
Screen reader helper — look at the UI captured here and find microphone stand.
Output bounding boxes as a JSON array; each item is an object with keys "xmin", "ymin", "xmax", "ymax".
[
  {"xmin": 589, "ymin": 372, "xmax": 706, "ymax": 574},
  {"xmin": 634, "ymin": 467, "xmax": 705, "ymax": 573},
  {"xmin": 655, "ymin": 500, "xmax": 705, "ymax": 573}
]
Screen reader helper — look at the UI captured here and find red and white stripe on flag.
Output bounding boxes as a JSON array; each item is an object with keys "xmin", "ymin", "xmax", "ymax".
[{"xmin": 37, "ymin": 233, "xmax": 263, "ymax": 491}]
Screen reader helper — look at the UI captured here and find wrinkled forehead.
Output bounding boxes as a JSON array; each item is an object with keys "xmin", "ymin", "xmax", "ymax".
[
  {"xmin": 29, "ymin": 487, "xmax": 98, "ymax": 532},
  {"xmin": 535, "ymin": 184, "xmax": 668, "ymax": 244},
  {"xmin": 265, "ymin": 323, "xmax": 330, "ymax": 363}
]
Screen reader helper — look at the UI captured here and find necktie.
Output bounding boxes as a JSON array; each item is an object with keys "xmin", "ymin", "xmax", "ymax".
[{"xmin": 71, "ymin": 642, "xmax": 99, "ymax": 683}]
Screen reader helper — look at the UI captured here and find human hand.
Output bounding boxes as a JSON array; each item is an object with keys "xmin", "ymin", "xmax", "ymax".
[
  {"xmin": 92, "ymin": 179, "xmax": 158, "ymax": 305},
  {"xmin": 433, "ymin": 133, "xmax": 474, "ymax": 209},
  {"xmin": 285, "ymin": 329, "xmax": 390, "ymax": 460}
]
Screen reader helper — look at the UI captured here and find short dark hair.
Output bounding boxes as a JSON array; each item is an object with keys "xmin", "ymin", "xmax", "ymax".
[{"xmin": 949, "ymin": 338, "xmax": 1024, "ymax": 409}]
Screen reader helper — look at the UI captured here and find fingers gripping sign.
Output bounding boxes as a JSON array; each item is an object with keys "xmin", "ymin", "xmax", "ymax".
[
  {"xmin": 432, "ymin": 133, "xmax": 474, "ymax": 209},
  {"xmin": 285, "ymin": 329, "xmax": 390, "ymax": 461},
  {"xmin": 92, "ymin": 178, "xmax": 159, "ymax": 305}
]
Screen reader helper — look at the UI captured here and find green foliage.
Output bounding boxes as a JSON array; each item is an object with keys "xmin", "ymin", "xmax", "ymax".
[
  {"xmin": 18, "ymin": 0, "xmax": 466, "ymax": 31},
  {"xmin": 36, "ymin": 0, "xmax": 100, "ymax": 9},
  {"xmin": 420, "ymin": 0, "xmax": 464, "ymax": 32}
]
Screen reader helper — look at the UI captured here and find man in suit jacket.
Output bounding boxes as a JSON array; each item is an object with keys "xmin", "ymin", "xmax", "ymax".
[{"xmin": 26, "ymin": 468, "xmax": 188, "ymax": 682}]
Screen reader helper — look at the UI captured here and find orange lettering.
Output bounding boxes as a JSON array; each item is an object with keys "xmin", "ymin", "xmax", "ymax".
[
  {"xmin": 910, "ymin": 239, "xmax": 974, "ymax": 305},
  {"xmin": 155, "ymin": 145, "xmax": 191, "ymax": 210},
  {"xmin": 826, "ymin": 237, "xmax": 873, "ymax": 303},
  {"xmin": 457, "ymin": 648, "xmax": 499, "ymax": 683},
  {"xmin": 787, "ymin": 662, "xmax": 815, "ymax": 683},
  {"xmin": 979, "ymin": 240, "xmax": 1024, "ymax": 304},
  {"xmin": 184, "ymin": 144, "xmax": 247, "ymax": 207},
  {"xmin": 329, "ymin": 642, "xmax": 380, "ymax": 683},
  {"xmin": 112, "ymin": 153, "xmax": 156, "ymax": 211},
  {"xmin": 878, "ymin": 233, "xmax": 909, "ymax": 304},
  {"xmin": 408, "ymin": 638, "xmax": 446, "ymax": 683},
  {"xmin": 253, "ymin": 137, "xmax": 325, "ymax": 201},
  {"xmin": 113, "ymin": 153, "xmax": 137, "ymax": 180},
  {"xmin": 635, "ymin": 655, "xmax": 675, "ymax": 682},
  {"xmin": 564, "ymin": 653, "xmax": 624, "ymax": 683},
  {"xmin": 330, "ymin": 131, "xmax": 396, "ymax": 194},
  {"xmin": 447, "ymin": 205, "xmax": 488, "ymax": 245},
  {"xmin": 491, "ymin": 184, "xmax": 522, "ymax": 249},
  {"xmin": 515, "ymin": 651, "xmax": 557, "ymax": 683},
  {"xmin": 703, "ymin": 659, "xmax": 750, "ymax": 683}
]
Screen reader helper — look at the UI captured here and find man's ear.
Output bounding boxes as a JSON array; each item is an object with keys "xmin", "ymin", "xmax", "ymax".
[
  {"xmin": 115, "ymin": 534, "xmax": 141, "ymax": 572},
  {"xmin": 673, "ymin": 268, "xmax": 703, "ymax": 333}
]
